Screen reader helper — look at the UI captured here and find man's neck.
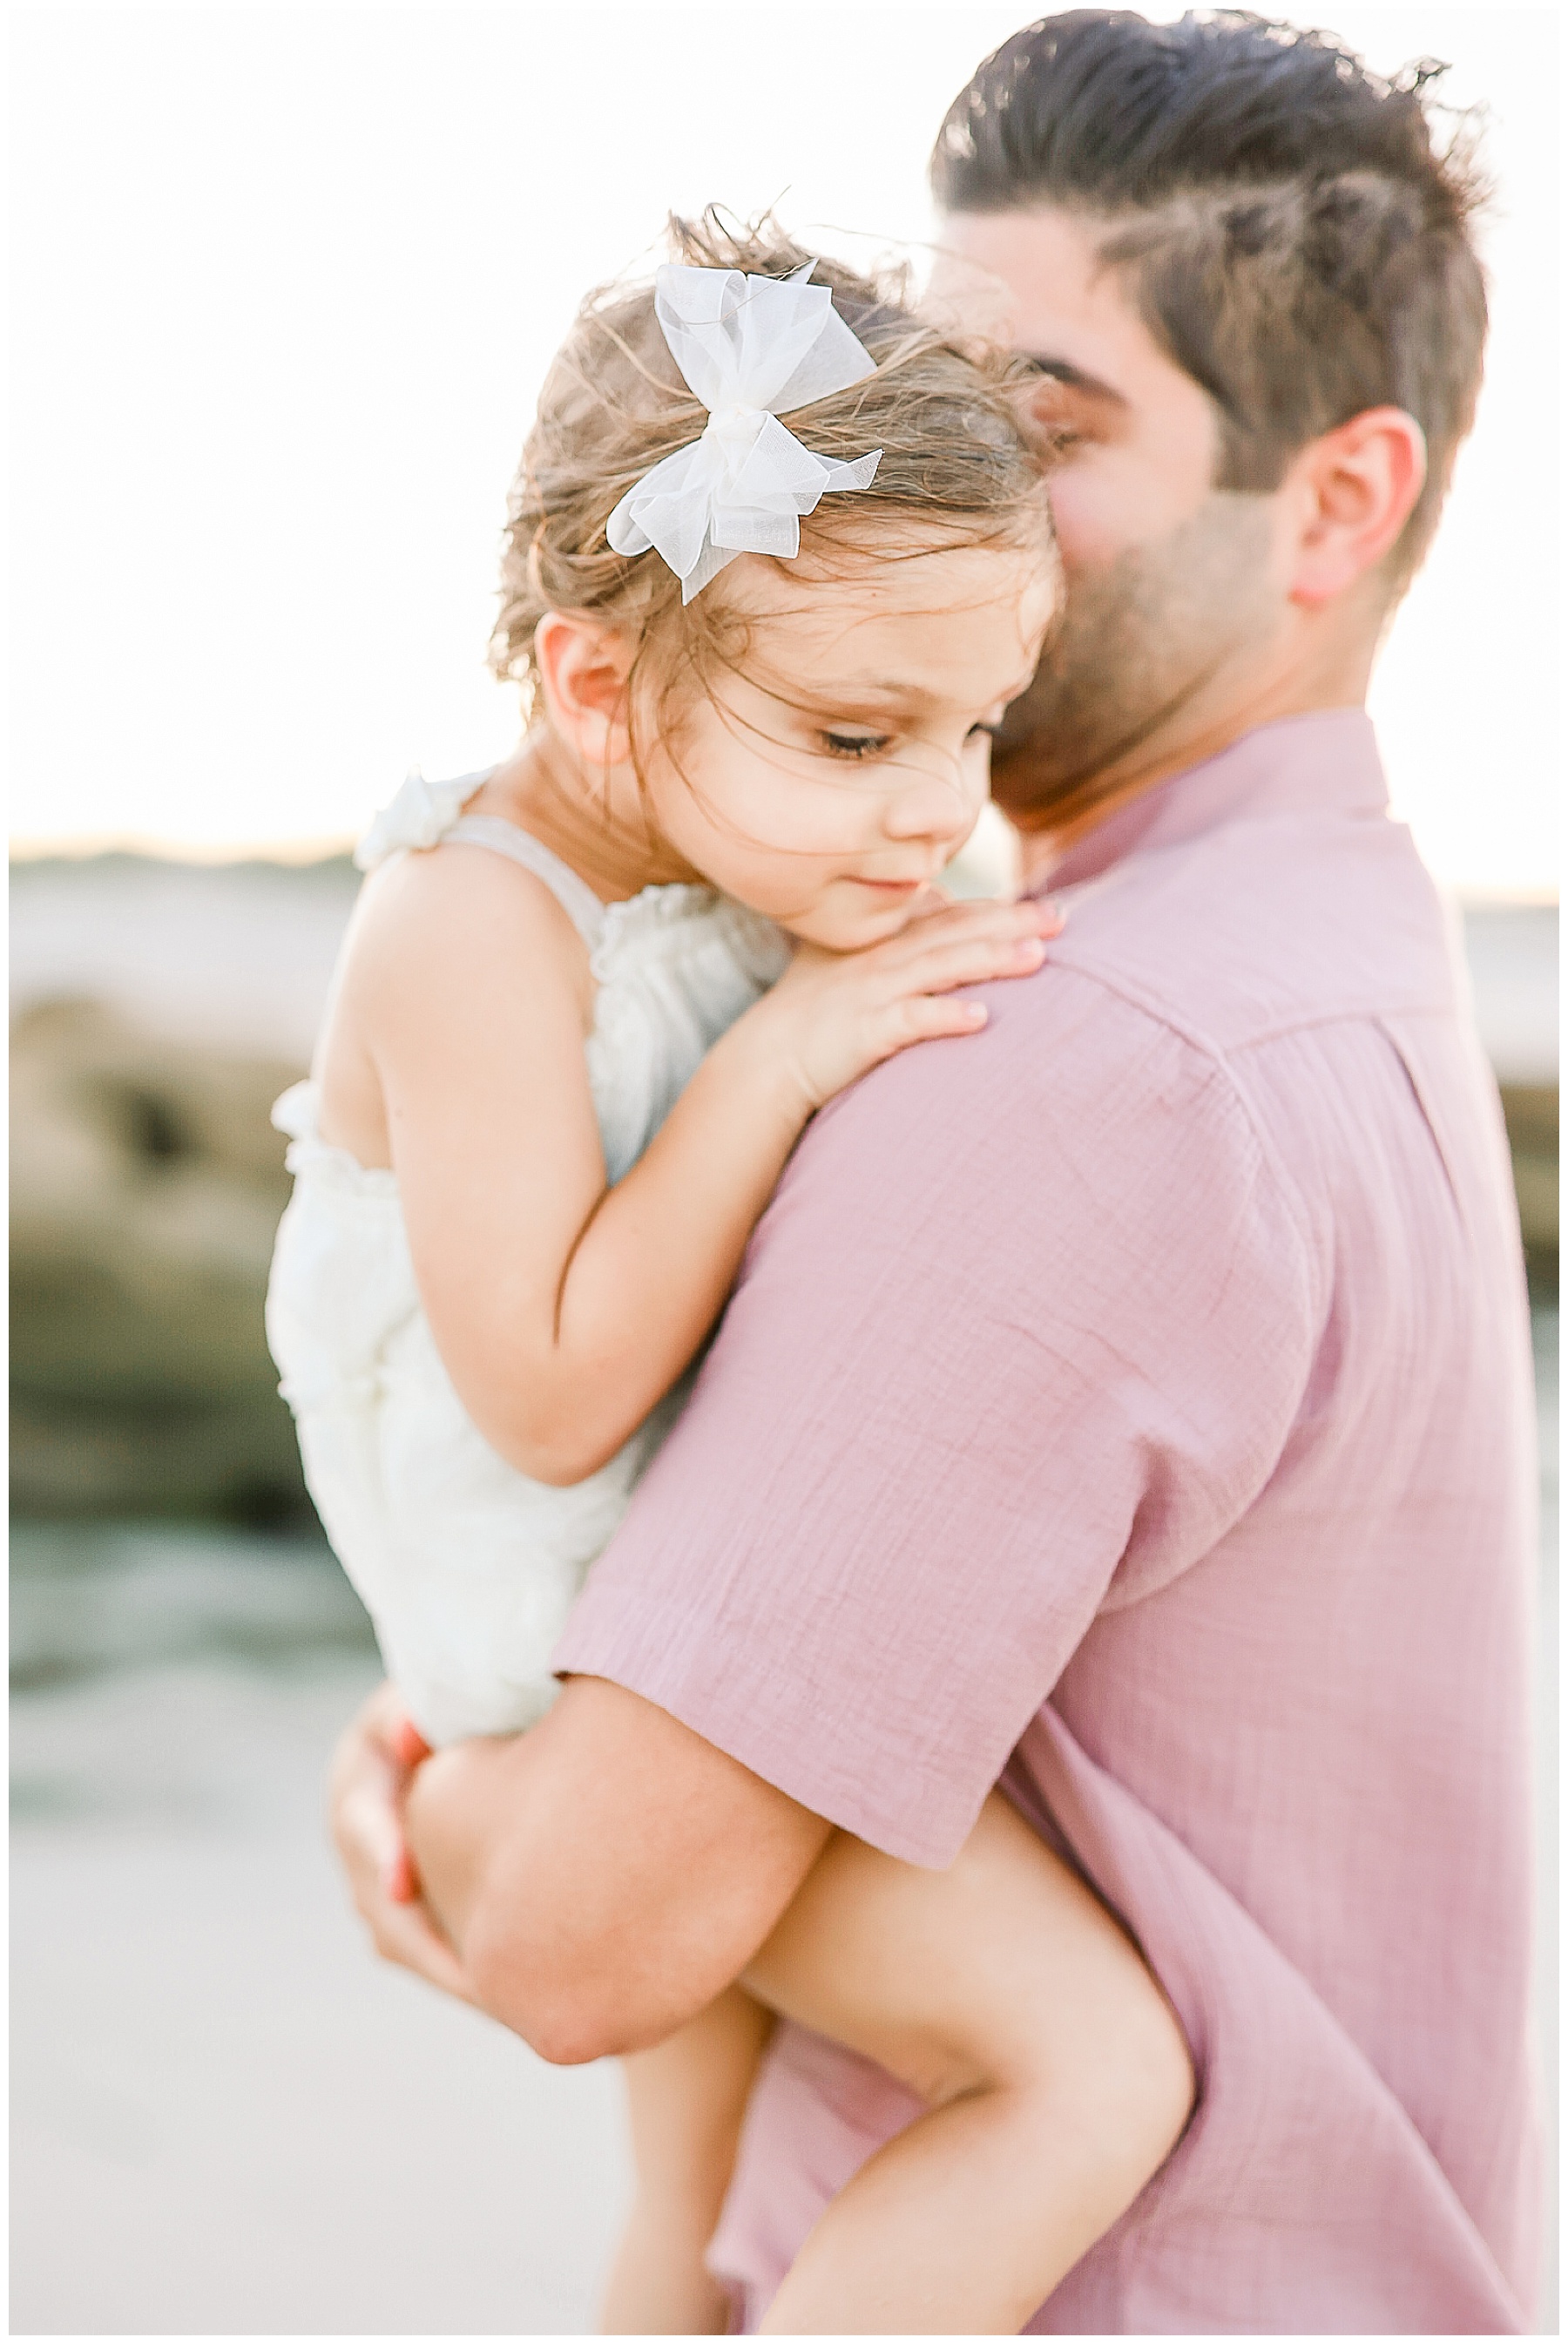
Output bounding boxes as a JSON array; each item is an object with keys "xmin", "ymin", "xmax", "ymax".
[{"xmin": 1014, "ymin": 611, "xmax": 1377, "ymax": 882}]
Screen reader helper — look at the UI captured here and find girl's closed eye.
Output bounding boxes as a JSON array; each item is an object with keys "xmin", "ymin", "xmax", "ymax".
[
  {"xmin": 822, "ymin": 721, "xmax": 999, "ymax": 762},
  {"xmin": 821, "ymin": 728, "xmax": 893, "ymax": 761}
]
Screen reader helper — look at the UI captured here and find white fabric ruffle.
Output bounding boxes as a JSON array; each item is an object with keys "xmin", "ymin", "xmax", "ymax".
[
  {"xmin": 267, "ymin": 773, "xmax": 787, "ymax": 1744},
  {"xmin": 353, "ymin": 769, "xmax": 484, "ymax": 871}
]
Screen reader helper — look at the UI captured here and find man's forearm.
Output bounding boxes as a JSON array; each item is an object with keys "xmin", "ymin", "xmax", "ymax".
[{"xmin": 402, "ymin": 1675, "xmax": 831, "ymax": 2063}]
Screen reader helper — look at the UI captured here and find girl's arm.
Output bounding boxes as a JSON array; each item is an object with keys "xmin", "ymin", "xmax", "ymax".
[{"xmin": 348, "ymin": 844, "xmax": 1055, "ymax": 1484}]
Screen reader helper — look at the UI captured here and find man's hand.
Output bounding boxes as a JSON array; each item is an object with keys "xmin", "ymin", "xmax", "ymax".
[
  {"xmin": 335, "ymin": 1674, "xmax": 830, "ymax": 2063},
  {"xmin": 328, "ymin": 1674, "xmax": 829, "ymax": 2061},
  {"xmin": 328, "ymin": 1681, "xmax": 475, "ymax": 2003}
]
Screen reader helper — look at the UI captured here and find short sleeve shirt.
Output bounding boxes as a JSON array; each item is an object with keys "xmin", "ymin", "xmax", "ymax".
[{"xmin": 556, "ymin": 712, "xmax": 1542, "ymax": 2334}]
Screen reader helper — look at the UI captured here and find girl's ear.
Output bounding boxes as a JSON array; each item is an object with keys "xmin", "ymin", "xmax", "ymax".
[{"xmin": 535, "ymin": 613, "xmax": 635, "ymax": 767}]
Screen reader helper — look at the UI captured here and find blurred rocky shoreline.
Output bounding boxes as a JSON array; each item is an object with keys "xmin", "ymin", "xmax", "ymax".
[
  {"xmin": 11, "ymin": 854, "xmax": 359, "ymax": 1524},
  {"xmin": 10, "ymin": 851, "xmax": 1558, "ymax": 1523}
]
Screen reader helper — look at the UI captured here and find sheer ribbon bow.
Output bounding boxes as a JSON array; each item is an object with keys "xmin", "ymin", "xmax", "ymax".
[{"xmin": 606, "ymin": 262, "xmax": 882, "ymax": 602}]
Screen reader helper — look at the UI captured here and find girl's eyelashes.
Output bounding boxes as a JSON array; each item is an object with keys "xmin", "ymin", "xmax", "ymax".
[
  {"xmin": 819, "ymin": 720, "xmax": 999, "ymax": 762},
  {"xmin": 821, "ymin": 729, "xmax": 893, "ymax": 760}
]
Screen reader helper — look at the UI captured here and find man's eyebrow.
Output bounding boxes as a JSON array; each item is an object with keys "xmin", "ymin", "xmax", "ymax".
[{"xmin": 1017, "ymin": 354, "xmax": 1129, "ymax": 407}]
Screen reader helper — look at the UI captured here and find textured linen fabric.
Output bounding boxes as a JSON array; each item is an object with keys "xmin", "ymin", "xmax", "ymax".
[
  {"xmin": 554, "ymin": 710, "xmax": 1542, "ymax": 2334},
  {"xmin": 266, "ymin": 779, "xmax": 787, "ymax": 1747}
]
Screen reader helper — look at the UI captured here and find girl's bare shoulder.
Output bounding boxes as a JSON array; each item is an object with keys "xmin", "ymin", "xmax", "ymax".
[
  {"xmin": 344, "ymin": 840, "xmax": 596, "ymax": 1024},
  {"xmin": 314, "ymin": 839, "xmax": 598, "ymax": 1165}
]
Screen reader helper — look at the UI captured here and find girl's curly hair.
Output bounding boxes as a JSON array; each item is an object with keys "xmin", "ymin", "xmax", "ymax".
[{"xmin": 489, "ymin": 210, "xmax": 1055, "ymax": 753}]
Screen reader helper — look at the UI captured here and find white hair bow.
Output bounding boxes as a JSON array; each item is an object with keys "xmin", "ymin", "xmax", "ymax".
[{"xmin": 605, "ymin": 262, "xmax": 882, "ymax": 602}]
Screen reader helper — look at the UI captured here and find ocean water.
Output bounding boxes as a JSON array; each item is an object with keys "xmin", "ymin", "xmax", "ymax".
[{"xmin": 10, "ymin": 1305, "xmax": 1559, "ymax": 2334}]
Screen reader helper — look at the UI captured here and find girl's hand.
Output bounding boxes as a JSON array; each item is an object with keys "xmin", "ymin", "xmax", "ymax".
[
  {"xmin": 747, "ymin": 893, "xmax": 1064, "ymax": 1114},
  {"xmin": 327, "ymin": 1683, "xmax": 475, "ymax": 2003}
]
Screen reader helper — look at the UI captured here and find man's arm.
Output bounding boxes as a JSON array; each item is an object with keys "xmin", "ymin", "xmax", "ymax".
[
  {"xmin": 331, "ymin": 965, "xmax": 1311, "ymax": 2047},
  {"xmin": 332, "ymin": 1674, "xmax": 830, "ymax": 2062}
]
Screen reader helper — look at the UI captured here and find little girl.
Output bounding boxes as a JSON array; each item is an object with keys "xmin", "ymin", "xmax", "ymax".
[{"xmin": 270, "ymin": 218, "xmax": 1191, "ymax": 2334}]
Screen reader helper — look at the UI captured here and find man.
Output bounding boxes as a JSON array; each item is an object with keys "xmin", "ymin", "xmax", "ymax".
[{"xmin": 333, "ymin": 12, "xmax": 1541, "ymax": 2330}]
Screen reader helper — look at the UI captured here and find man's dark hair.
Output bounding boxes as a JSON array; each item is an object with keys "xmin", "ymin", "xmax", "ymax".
[{"xmin": 932, "ymin": 10, "xmax": 1488, "ymax": 581}]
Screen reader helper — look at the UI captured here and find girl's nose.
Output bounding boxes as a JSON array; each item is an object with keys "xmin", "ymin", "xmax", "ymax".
[{"xmin": 881, "ymin": 762, "xmax": 981, "ymax": 845}]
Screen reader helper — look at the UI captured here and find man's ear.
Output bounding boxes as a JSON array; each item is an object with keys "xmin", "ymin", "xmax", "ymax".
[
  {"xmin": 535, "ymin": 613, "xmax": 635, "ymax": 768},
  {"xmin": 1282, "ymin": 407, "xmax": 1428, "ymax": 607}
]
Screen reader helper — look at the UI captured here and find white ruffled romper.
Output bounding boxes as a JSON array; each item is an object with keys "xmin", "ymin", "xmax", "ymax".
[{"xmin": 265, "ymin": 773, "xmax": 788, "ymax": 1745}]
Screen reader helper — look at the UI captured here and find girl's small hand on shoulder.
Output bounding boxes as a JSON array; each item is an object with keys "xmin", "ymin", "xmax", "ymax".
[{"xmin": 753, "ymin": 895, "xmax": 1065, "ymax": 1114}]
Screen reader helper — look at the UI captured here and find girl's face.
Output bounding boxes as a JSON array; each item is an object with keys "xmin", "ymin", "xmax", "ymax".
[{"xmin": 641, "ymin": 541, "xmax": 1058, "ymax": 950}]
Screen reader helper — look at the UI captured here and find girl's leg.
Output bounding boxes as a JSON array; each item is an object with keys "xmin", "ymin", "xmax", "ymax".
[
  {"xmin": 600, "ymin": 1985, "xmax": 773, "ymax": 2334},
  {"xmin": 745, "ymin": 1791, "xmax": 1193, "ymax": 2336}
]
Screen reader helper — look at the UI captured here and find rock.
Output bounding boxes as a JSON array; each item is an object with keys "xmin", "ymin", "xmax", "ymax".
[
  {"xmin": 10, "ymin": 996, "xmax": 313, "ymax": 1523},
  {"xmin": 1499, "ymin": 1083, "xmax": 1558, "ymax": 1270}
]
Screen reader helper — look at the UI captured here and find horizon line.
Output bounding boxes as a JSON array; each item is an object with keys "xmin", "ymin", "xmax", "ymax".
[
  {"xmin": 7, "ymin": 831, "xmax": 1560, "ymax": 909},
  {"xmin": 9, "ymin": 831, "xmax": 360, "ymax": 869}
]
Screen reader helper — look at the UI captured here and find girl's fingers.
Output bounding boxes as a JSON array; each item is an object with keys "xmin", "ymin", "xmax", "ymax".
[
  {"xmin": 328, "ymin": 1683, "xmax": 467, "ymax": 1997},
  {"xmin": 870, "ymin": 900, "xmax": 1061, "ymax": 972},
  {"xmin": 887, "ymin": 933, "xmax": 1048, "ymax": 999},
  {"xmin": 869, "ymin": 994, "xmax": 991, "ymax": 1060},
  {"xmin": 383, "ymin": 1841, "xmax": 421, "ymax": 1905},
  {"xmin": 390, "ymin": 1716, "xmax": 434, "ymax": 1770},
  {"xmin": 927, "ymin": 895, "xmax": 1062, "ymax": 937},
  {"xmin": 916, "ymin": 900, "xmax": 1056, "ymax": 944},
  {"xmin": 368, "ymin": 1893, "xmax": 476, "ymax": 2002},
  {"xmin": 793, "ymin": 897, "xmax": 1061, "ymax": 1092}
]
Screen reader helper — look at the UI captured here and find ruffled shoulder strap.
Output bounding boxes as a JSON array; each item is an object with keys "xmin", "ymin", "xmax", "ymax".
[
  {"xmin": 354, "ymin": 769, "xmax": 606, "ymax": 949},
  {"xmin": 354, "ymin": 769, "xmax": 490, "ymax": 871},
  {"xmin": 443, "ymin": 816, "xmax": 606, "ymax": 949},
  {"xmin": 270, "ymin": 1077, "xmax": 318, "ymax": 1142}
]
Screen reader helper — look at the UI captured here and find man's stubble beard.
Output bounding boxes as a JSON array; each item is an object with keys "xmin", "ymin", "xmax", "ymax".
[{"xmin": 990, "ymin": 490, "xmax": 1281, "ymax": 835}]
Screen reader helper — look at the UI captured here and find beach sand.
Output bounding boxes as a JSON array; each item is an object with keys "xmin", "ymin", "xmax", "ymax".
[
  {"xmin": 10, "ymin": 1305, "xmax": 1558, "ymax": 2334},
  {"xmin": 10, "ymin": 1547, "xmax": 631, "ymax": 2335}
]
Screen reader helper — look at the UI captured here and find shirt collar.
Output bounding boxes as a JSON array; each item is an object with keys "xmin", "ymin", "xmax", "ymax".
[{"xmin": 1032, "ymin": 709, "xmax": 1389, "ymax": 893}]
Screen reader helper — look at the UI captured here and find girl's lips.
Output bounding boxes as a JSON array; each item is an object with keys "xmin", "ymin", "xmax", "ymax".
[{"xmin": 851, "ymin": 875, "xmax": 927, "ymax": 894}]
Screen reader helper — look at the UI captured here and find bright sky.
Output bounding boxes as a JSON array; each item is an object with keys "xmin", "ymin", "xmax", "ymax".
[{"xmin": 9, "ymin": 1, "xmax": 1560, "ymax": 893}]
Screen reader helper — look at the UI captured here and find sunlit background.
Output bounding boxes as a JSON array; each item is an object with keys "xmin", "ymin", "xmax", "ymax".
[
  {"xmin": 8, "ymin": 0, "xmax": 1562, "ymax": 894},
  {"xmin": 9, "ymin": 4, "xmax": 1558, "ymax": 2334}
]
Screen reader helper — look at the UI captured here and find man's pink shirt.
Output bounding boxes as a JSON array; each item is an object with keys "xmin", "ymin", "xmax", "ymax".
[{"xmin": 556, "ymin": 711, "xmax": 1542, "ymax": 2333}]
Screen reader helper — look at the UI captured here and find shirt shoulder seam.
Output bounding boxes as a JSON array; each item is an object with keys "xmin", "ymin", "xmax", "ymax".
[
  {"xmin": 1042, "ymin": 956, "xmax": 1328, "ymax": 1290},
  {"xmin": 1051, "ymin": 947, "xmax": 1450, "ymax": 1060}
]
